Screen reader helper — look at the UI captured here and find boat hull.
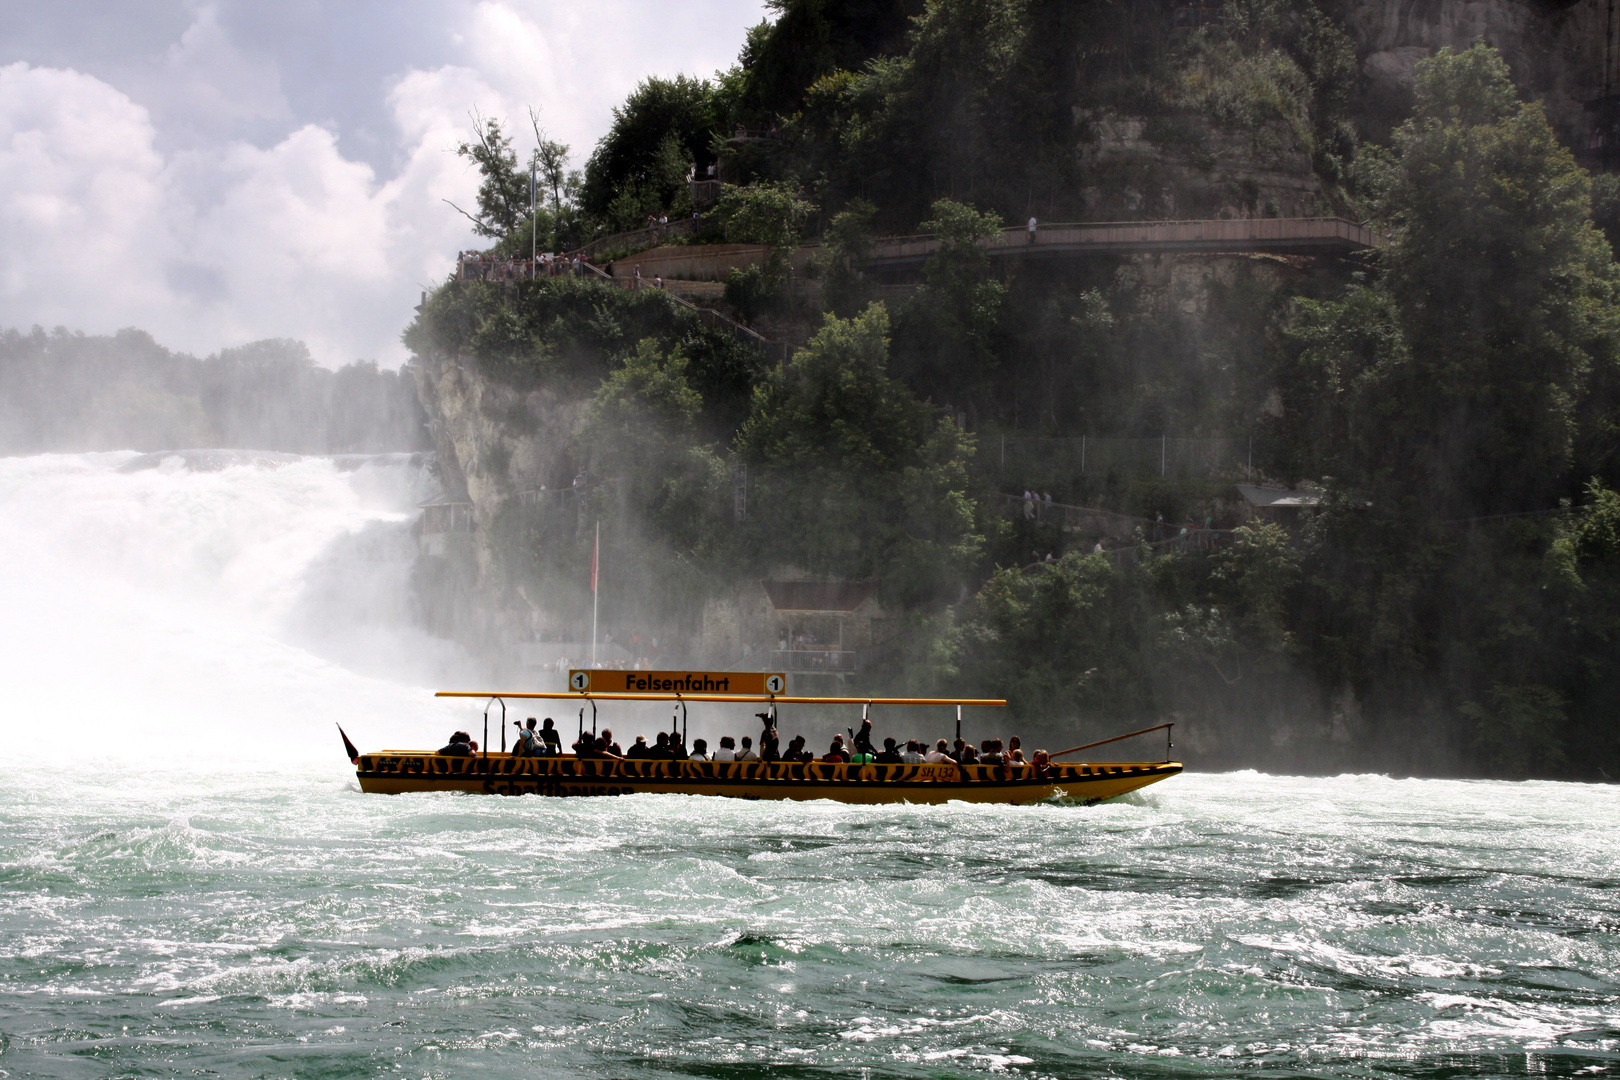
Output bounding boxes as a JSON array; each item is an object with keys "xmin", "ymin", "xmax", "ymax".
[{"xmin": 354, "ymin": 753, "xmax": 1181, "ymax": 805}]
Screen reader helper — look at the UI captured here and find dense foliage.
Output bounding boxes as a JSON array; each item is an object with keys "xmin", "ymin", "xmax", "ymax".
[{"xmin": 409, "ymin": 2, "xmax": 1620, "ymax": 778}]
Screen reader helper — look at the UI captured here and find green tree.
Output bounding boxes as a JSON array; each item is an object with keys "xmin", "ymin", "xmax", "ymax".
[
  {"xmin": 527, "ymin": 108, "xmax": 572, "ymax": 216},
  {"xmin": 716, "ymin": 181, "xmax": 815, "ymax": 252},
  {"xmin": 716, "ymin": 181, "xmax": 816, "ymax": 319},
  {"xmin": 949, "ymin": 552, "xmax": 1146, "ymax": 728},
  {"xmin": 1348, "ymin": 43, "xmax": 1620, "ymax": 515},
  {"xmin": 894, "ymin": 199, "xmax": 1007, "ymax": 418},
  {"xmin": 580, "ymin": 339, "xmax": 727, "ymax": 553},
  {"xmin": 580, "ymin": 76, "xmax": 716, "ymax": 221},
  {"xmin": 734, "ymin": 0, "xmax": 922, "ymax": 121},
  {"xmin": 733, "ymin": 303, "xmax": 981, "ymax": 603},
  {"xmin": 449, "ymin": 113, "xmax": 529, "ymax": 240},
  {"xmin": 818, "ymin": 197, "xmax": 878, "ymax": 316}
]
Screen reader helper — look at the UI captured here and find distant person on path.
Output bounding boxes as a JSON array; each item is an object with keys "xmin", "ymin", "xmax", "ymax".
[{"xmin": 1027, "ymin": 216, "xmax": 1038, "ymax": 243}]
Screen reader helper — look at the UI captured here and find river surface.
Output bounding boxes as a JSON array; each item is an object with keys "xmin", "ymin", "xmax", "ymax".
[
  {"xmin": 0, "ymin": 454, "xmax": 1616, "ymax": 1078},
  {"xmin": 1, "ymin": 769, "xmax": 1617, "ymax": 1078}
]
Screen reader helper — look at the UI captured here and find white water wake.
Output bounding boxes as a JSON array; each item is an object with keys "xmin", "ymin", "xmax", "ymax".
[{"xmin": 0, "ymin": 451, "xmax": 474, "ymax": 765}]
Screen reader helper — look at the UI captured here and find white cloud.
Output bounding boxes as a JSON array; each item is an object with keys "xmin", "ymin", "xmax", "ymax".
[
  {"xmin": 161, "ymin": 3, "xmax": 292, "ymax": 134},
  {"xmin": 0, "ymin": 1, "xmax": 768, "ymax": 366},
  {"xmin": 0, "ymin": 59, "xmax": 485, "ymax": 364}
]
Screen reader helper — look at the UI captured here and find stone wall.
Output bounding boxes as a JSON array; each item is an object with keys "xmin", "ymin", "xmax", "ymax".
[{"xmin": 1342, "ymin": 0, "xmax": 1609, "ymax": 142}]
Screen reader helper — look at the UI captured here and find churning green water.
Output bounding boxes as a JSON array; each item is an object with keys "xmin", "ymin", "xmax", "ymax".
[
  {"xmin": 0, "ymin": 455, "xmax": 1614, "ymax": 1077},
  {"xmin": 2, "ymin": 767, "xmax": 1616, "ymax": 1079}
]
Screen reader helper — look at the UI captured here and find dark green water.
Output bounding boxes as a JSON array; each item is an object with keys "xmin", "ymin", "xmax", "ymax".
[{"xmin": 1, "ymin": 766, "xmax": 1616, "ymax": 1079}]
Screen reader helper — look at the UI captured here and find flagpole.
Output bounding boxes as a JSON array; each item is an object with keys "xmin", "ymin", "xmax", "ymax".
[{"xmin": 590, "ymin": 520, "xmax": 599, "ymax": 667}]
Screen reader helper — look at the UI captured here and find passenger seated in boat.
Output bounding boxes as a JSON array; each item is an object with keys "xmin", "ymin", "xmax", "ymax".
[
  {"xmin": 823, "ymin": 736, "xmax": 850, "ymax": 763},
  {"xmin": 648, "ymin": 731, "xmax": 673, "ymax": 759},
  {"xmin": 784, "ymin": 735, "xmax": 811, "ymax": 762},
  {"xmin": 438, "ymin": 731, "xmax": 475, "ymax": 756},
  {"xmin": 625, "ymin": 735, "xmax": 652, "ymax": 758},
  {"xmin": 688, "ymin": 738, "xmax": 710, "ymax": 761},
  {"xmin": 925, "ymin": 739, "xmax": 951, "ymax": 764},
  {"xmin": 714, "ymin": 736, "xmax": 737, "ymax": 761},
  {"xmin": 1009, "ymin": 747, "xmax": 1027, "ymax": 764},
  {"xmin": 875, "ymin": 738, "xmax": 904, "ymax": 764},
  {"xmin": 759, "ymin": 724, "xmax": 780, "ymax": 761},
  {"xmin": 1032, "ymin": 749, "xmax": 1052, "ymax": 777},
  {"xmin": 1007, "ymin": 735, "xmax": 1022, "ymax": 761},
  {"xmin": 594, "ymin": 736, "xmax": 622, "ymax": 759},
  {"xmin": 599, "ymin": 728, "xmax": 624, "ymax": 756},
  {"xmin": 959, "ymin": 743, "xmax": 979, "ymax": 764},
  {"xmin": 900, "ymin": 740, "xmax": 926, "ymax": 764},
  {"xmin": 734, "ymin": 736, "xmax": 758, "ymax": 761},
  {"xmin": 980, "ymin": 739, "xmax": 1005, "ymax": 765},
  {"xmin": 950, "ymin": 738, "xmax": 968, "ymax": 762},
  {"xmin": 513, "ymin": 718, "xmax": 541, "ymax": 757}
]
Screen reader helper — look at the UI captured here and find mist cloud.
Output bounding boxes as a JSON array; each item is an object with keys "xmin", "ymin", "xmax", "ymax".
[{"xmin": 0, "ymin": 0, "xmax": 767, "ymax": 365}]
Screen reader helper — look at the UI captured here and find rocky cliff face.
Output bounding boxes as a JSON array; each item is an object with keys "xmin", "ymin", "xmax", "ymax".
[
  {"xmin": 1341, "ymin": 0, "xmax": 1609, "ymax": 142},
  {"xmin": 411, "ymin": 351, "xmax": 591, "ymax": 662},
  {"xmin": 1075, "ymin": 110, "xmax": 1341, "ymax": 221},
  {"xmin": 412, "ymin": 352, "xmax": 584, "ymax": 515}
]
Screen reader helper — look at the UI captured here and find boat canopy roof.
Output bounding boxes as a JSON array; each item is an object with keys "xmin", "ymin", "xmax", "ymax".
[{"xmin": 435, "ymin": 691, "xmax": 1005, "ymax": 706}]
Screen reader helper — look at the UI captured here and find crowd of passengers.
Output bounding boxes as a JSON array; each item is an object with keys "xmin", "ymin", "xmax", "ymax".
[{"xmin": 439, "ymin": 716, "xmax": 1055, "ymax": 775}]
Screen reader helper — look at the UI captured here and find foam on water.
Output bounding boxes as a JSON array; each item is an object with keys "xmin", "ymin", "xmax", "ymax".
[
  {"xmin": 0, "ymin": 453, "xmax": 1616, "ymax": 1078},
  {"xmin": 0, "ymin": 767, "xmax": 1616, "ymax": 1078}
]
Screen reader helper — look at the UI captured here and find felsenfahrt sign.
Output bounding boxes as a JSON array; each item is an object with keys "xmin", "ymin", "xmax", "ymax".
[{"xmin": 569, "ymin": 670, "xmax": 785, "ymax": 695}]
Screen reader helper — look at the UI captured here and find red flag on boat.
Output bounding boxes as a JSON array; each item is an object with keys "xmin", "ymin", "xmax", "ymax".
[{"xmin": 337, "ymin": 724, "xmax": 360, "ymax": 764}]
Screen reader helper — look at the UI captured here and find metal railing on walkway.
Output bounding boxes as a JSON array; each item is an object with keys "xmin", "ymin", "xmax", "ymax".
[
  {"xmin": 985, "ymin": 435, "xmax": 1253, "ymax": 479},
  {"xmin": 419, "ymin": 501, "xmax": 474, "ymax": 534},
  {"xmin": 582, "ymin": 262, "xmax": 790, "ymax": 363},
  {"xmin": 871, "ymin": 217, "xmax": 1381, "ymax": 267}
]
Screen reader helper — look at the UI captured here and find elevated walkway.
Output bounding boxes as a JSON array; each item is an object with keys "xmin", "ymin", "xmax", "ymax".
[
  {"xmin": 869, "ymin": 217, "xmax": 1379, "ymax": 269},
  {"xmin": 564, "ymin": 216, "xmax": 1379, "ymax": 283}
]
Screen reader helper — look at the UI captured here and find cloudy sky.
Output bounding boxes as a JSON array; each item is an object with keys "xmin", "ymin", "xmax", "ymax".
[{"xmin": 0, "ymin": 0, "xmax": 768, "ymax": 366}]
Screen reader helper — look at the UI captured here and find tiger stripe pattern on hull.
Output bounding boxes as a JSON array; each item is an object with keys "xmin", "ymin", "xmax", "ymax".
[{"xmin": 355, "ymin": 754, "xmax": 1182, "ymax": 805}]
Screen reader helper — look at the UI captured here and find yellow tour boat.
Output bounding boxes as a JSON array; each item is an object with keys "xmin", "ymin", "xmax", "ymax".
[{"xmin": 343, "ymin": 681, "xmax": 1181, "ymax": 806}]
